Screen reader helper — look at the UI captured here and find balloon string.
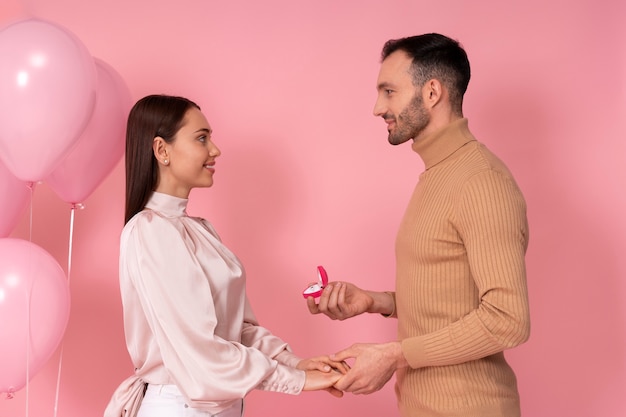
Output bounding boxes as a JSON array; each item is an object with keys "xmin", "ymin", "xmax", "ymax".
[
  {"xmin": 53, "ymin": 345, "xmax": 64, "ymax": 417},
  {"xmin": 26, "ymin": 281, "xmax": 33, "ymax": 417},
  {"xmin": 27, "ymin": 182, "xmax": 34, "ymax": 242},
  {"xmin": 25, "ymin": 182, "xmax": 35, "ymax": 417},
  {"xmin": 67, "ymin": 204, "xmax": 76, "ymax": 285},
  {"xmin": 53, "ymin": 204, "xmax": 78, "ymax": 417}
]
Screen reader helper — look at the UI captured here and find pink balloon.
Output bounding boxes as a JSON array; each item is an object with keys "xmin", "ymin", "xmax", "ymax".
[
  {"xmin": 0, "ymin": 238, "xmax": 70, "ymax": 395},
  {"xmin": 0, "ymin": 162, "xmax": 30, "ymax": 237},
  {"xmin": 47, "ymin": 58, "xmax": 131, "ymax": 204},
  {"xmin": 0, "ymin": 19, "xmax": 97, "ymax": 182}
]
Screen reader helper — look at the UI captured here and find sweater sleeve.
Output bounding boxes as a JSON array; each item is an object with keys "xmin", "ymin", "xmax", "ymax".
[
  {"xmin": 402, "ymin": 169, "xmax": 530, "ymax": 368},
  {"xmin": 123, "ymin": 213, "xmax": 304, "ymax": 409}
]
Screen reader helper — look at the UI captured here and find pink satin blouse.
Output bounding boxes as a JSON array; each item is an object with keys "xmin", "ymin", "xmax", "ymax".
[{"xmin": 104, "ymin": 192, "xmax": 304, "ymax": 417}]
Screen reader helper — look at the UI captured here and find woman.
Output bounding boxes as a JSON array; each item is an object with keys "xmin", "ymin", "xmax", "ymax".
[{"xmin": 105, "ymin": 95, "xmax": 344, "ymax": 417}]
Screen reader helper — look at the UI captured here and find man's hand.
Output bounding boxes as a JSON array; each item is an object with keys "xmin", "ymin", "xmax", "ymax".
[
  {"xmin": 332, "ymin": 342, "xmax": 408, "ymax": 395},
  {"xmin": 306, "ymin": 282, "xmax": 373, "ymax": 320}
]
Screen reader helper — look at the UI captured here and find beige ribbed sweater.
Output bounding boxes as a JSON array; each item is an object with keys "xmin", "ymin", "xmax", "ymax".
[{"xmin": 394, "ymin": 118, "xmax": 530, "ymax": 417}]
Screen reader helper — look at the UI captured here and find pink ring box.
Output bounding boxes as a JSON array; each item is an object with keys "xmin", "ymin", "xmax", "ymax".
[{"xmin": 302, "ymin": 266, "xmax": 328, "ymax": 298}]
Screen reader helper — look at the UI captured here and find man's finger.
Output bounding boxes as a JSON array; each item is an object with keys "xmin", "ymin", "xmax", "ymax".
[
  {"xmin": 331, "ymin": 345, "xmax": 357, "ymax": 363},
  {"xmin": 316, "ymin": 284, "xmax": 336, "ymax": 318},
  {"xmin": 330, "ymin": 360, "xmax": 351, "ymax": 374},
  {"xmin": 326, "ymin": 387, "xmax": 344, "ymax": 398},
  {"xmin": 334, "ymin": 372, "xmax": 358, "ymax": 392},
  {"xmin": 306, "ymin": 296, "xmax": 320, "ymax": 314},
  {"xmin": 325, "ymin": 284, "xmax": 344, "ymax": 316}
]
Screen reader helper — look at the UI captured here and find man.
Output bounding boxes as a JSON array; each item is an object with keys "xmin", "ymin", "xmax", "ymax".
[{"xmin": 307, "ymin": 33, "xmax": 530, "ymax": 417}]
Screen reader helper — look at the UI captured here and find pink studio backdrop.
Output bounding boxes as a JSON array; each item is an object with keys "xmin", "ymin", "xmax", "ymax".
[{"xmin": 1, "ymin": 0, "xmax": 625, "ymax": 416}]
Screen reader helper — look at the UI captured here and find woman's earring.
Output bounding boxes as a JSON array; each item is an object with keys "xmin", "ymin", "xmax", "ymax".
[{"xmin": 163, "ymin": 159, "xmax": 169, "ymax": 165}]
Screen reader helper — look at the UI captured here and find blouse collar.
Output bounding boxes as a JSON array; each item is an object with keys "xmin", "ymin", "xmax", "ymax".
[
  {"xmin": 411, "ymin": 118, "xmax": 476, "ymax": 170},
  {"xmin": 145, "ymin": 191, "xmax": 188, "ymax": 217}
]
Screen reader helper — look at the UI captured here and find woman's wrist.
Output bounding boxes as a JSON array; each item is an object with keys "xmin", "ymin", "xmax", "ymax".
[{"xmin": 275, "ymin": 349, "xmax": 301, "ymax": 368}]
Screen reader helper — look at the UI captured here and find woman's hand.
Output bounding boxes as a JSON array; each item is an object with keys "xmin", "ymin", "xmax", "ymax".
[
  {"xmin": 298, "ymin": 355, "xmax": 350, "ymax": 397},
  {"xmin": 296, "ymin": 355, "xmax": 350, "ymax": 374},
  {"xmin": 302, "ymin": 369, "xmax": 344, "ymax": 397}
]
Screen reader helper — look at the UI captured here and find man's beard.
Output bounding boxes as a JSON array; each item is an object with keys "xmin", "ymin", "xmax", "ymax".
[{"xmin": 387, "ymin": 93, "xmax": 430, "ymax": 146}]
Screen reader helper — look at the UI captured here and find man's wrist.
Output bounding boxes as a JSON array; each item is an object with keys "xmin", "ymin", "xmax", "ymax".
[
  {"xmin": 365, "ymin": 290, "xmax": 396, "ymax": 317},
  {"xmin": 381, "ymin": 291, "xmax": 396, "ymax": 318},
  {"xmin": 389, "ymin": 341, "xmax": 409, "ymax": 369}
]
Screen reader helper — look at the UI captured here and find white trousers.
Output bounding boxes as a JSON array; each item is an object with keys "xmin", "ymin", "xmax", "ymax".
[{"xmin": 137, "ymin": 384, "xmax": 244, "ymax": 417}]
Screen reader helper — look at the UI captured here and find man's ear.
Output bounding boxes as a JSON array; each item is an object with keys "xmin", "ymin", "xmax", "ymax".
[
  {"xmin": 153, "ymin": 136, "xmax": 169, "ymax": 165},
  {"xmin": 423, "ymin": 79, "xmax": 443, "ymax": 108}
]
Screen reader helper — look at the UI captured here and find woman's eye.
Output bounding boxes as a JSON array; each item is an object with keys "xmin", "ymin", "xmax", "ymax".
[{"xmin": 198, "ymin": 136, "xmax": 207, "ymax": 142}]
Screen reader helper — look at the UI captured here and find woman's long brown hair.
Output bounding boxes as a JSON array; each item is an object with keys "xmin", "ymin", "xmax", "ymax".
[{"xmin": 124, "ymin": 95, "xmax": 199, "ymax": 224}]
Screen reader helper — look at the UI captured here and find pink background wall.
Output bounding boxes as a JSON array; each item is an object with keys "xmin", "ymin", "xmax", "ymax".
[{"xmin": 1, "ymin": 0, "xmax": 625, "ymax": 416}]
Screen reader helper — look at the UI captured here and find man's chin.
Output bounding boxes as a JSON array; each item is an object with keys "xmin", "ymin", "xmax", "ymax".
[{"xmin": 388, "ymin": 134, "xmax": 411, "ymax": 146}]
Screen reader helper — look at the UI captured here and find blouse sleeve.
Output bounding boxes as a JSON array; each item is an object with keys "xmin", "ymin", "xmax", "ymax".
[
  {"xmin": 122, "ymin": 212, "xmax": 304, "ymax": 409},
  {"xmin": 240, "ymin": 298, "xmax": 302, "ymax": 368}
]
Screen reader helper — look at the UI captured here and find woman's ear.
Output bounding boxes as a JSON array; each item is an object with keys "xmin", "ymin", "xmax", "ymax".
[{"xmin": 153, "ymin": 137, "xmax": 170, "ymax": 166}]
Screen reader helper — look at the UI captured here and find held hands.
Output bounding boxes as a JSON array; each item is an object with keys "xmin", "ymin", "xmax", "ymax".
[
  {"xmin": 306, "ymin": 282, "xmax": 373, "ymax": 320},
  {"xmin": 297, "ymin": 355, "xmax": 351, "ymax": 374},
  {"xmin": 298, "ymin": 343, "xmax": 407, "ymax": 397},
  {"xmin": 331, "ymin": 342, "xmax": 408, "ymax": 395},
  {"xmin": 303, "ymin": 279, "xmax": 401, "ymax": 395},
  {"xmin": 298, "ymin": 355, "xmax": 350, "ymax": 398}
]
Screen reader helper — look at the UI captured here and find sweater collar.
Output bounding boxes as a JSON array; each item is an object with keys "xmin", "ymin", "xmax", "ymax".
[
  {"xmin": 145, "ymin": 191, "xmax": 188, "ymax": 217},
  {"xmin": 411, "ymin": 118, "xmax": 476, "ymax": 169}
]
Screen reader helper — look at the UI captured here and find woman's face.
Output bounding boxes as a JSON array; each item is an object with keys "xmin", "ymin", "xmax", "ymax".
[{"xmin": 154, "ymin": 107, "xmax": 221, "ymax": 198}]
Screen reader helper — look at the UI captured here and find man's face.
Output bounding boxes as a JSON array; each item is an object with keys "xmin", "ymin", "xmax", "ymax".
[{"xmin": 373, "ymin": 51, "xmax": 430, "ymax": 145}]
